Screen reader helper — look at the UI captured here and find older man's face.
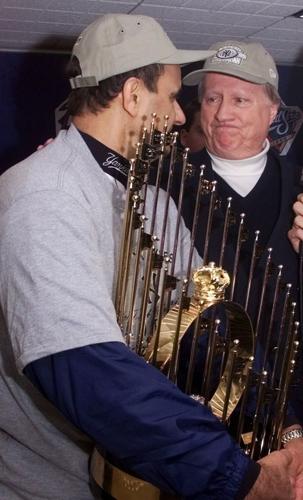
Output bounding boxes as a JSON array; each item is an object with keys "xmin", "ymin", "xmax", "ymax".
[{"xmin": 200, "ymin": 72, "xmax": 278, "ymax": 160}]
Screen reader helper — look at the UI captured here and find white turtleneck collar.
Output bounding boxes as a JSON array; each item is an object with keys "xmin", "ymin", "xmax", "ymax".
[{"xmin": 208, "ymin": 139, "xmax": 270, "ymax": 197}]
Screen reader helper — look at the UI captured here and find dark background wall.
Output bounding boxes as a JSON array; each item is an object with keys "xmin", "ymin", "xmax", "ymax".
[
  {"xmin": 0, "ymin": 51, "xmax": 303, "ymax": 174},
  {"xmin": 0, "ymin": 52, "xmax": 69, "ymax": 173}
]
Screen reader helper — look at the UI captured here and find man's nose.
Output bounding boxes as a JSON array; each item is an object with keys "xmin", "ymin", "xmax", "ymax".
[
  {"xmin": 174, "ymin": 101, "xmax": 186, "ymax": 126},
  {"xmin": 215, "ymin": 99, "xmax": 232, "ymax": 121}
]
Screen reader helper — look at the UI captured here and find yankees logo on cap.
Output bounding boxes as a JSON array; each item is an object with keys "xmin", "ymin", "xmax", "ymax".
[
  {"xmin": 183, "ymin": 40, "xmax": 279, "ymax": 91},
  {"xmin": 214, "ymin": 45, "xmax": 247, "ymax": 65}
]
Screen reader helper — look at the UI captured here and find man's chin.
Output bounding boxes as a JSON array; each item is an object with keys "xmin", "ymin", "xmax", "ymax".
[{"xmin": 209, "ymin": 140, "xmax": 240, "ymax": 159}]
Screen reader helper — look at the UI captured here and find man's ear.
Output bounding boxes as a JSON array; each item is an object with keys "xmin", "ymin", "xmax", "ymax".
[
  {"xmin": 120, "ymin": 77, "xmax": 142, "ymax": 117},
  {"xmin": 269, "ymin": 103, "xmax": 279, "ymax": 125}
]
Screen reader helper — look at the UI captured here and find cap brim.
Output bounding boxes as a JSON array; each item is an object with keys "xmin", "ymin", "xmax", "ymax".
[
  {"xmin": 161, "ymin": 49, "xmax": 215, "ymax": 65},
  {"xmin": 183, "ymin": 67, "xmax": 272, "ymax": 87},
  {"xmin": 183, "ymin": 69, "xmax": 204, "ymax": 86}
]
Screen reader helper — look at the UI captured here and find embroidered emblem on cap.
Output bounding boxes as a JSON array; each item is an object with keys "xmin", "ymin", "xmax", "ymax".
[{"xmin": 213, "ymin": 45, "xmax": 247, "ymax": 66}]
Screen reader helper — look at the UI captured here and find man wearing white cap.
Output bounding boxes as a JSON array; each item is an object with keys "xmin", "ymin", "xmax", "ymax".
[{"xmin": 0, "ymin": 18, "xmax": 301, "ymax": 500}]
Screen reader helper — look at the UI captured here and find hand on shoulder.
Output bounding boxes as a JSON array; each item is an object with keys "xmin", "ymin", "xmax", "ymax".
[
  {"xmin": 36, "ymin": 138, "xmax": 54, "ymax": 151},
  {"xmin": 288, "ymin": 193, "xmax": 303, "ymax": 253}
]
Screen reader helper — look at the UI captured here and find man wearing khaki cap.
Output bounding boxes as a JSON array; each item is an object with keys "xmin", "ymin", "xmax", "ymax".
[
  {"xmin": 0, "ymin": 17, "xmax": 302, "ymax": 500},
  {"xmin": 181, "ymin": 36, "xmax": 303, "ymax": 478}
]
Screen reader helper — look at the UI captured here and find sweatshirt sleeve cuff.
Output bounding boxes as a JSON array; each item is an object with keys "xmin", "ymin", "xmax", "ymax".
[{"xmin": 234, "ymin": 461, "xmax": 261, "ymax": 499}]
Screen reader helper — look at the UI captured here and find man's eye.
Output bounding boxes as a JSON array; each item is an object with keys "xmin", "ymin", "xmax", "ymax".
[
  {"xmin": 206, "ymin": 96, "xmax": 219, "ymax": 104},
  {"xmin": 236, "ymin": 97, "xmax": 248, "ymax": 104}
]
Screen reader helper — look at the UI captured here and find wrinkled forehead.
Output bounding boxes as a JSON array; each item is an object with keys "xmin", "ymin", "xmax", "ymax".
[
  {"xmin": 203, "ymin": 71, "xmax": 260, "ymax": 87},
  {"xmin": 200, "ymin": 71, "xmax": 270, "ymax": 98}
]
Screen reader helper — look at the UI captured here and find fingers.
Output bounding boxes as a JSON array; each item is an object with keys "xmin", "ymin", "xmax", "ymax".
[
  {"xmin": 284, "ymin": 445, "xmax": 303, "ymax": 500},
  {"xmin": 294, "ymin": 198, "xmax": 303, "ymax": 218},
  {"xmin": 258, "ymin": 448, "xmax": 293, "ymax": 469},
  {"xmin": 288, "ymin": 194, "xmax": 303, "ymax": 253},
  {"xmin": 36, "ymin": 138, "xmax": 54, "ymax": 151},
  {"xmin": 246, "ymin": 450, "xmax": 295, "ymax": 499},
  {"xmin": 288, "ymin": 229, "xmax": 300, "ymax": 254},
  {"xmin": 288, "ymin": 227, "xmax": 303, "ymax": 253}
]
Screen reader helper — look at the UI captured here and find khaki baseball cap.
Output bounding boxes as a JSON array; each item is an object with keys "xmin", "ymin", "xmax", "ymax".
[
  {"xmin": 70, "ymin": 14, "xmax": 215, "ymax": 89},
  {"xmin": 183, "ymin": 40, "xmax": 279, "ymax": 90}
]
